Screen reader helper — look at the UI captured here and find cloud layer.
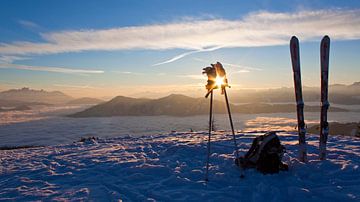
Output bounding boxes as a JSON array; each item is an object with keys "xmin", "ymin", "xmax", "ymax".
[
  {"xmin": 0, "ymin": 9, "xmax": 360, "ymax": 56},
  {"xmin": 0, "ymin": 63, "xmax": 104, "ymax": 74}
]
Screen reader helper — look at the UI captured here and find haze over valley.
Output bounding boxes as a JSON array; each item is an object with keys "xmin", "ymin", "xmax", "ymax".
[{"xmin": 1, "ymin": 82, "xmax": 359, "ymax": 117}]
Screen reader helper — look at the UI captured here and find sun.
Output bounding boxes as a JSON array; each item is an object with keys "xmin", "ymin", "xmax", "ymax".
[{"xmin": 215, "ymin": 76, "xmax": 224, "ymax": 87}]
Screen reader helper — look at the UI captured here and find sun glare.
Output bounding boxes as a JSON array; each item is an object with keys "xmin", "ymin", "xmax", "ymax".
[{"xmin": 215, "ymin": 76, "xmax": 224, "ymax": 87}]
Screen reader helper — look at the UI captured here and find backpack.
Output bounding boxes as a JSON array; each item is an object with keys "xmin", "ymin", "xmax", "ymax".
[{"xmin": 235, "ymin": 132, "xmax": 288, "ymax": 174}]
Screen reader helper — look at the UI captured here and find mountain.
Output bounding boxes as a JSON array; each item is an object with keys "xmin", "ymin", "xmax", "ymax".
[
  {"xmin": 231, "ymin": 82, "xmax": 360, "ymax": 105},
  {"xmin": 70, "ymin": 94, "xmax": 229, "ymax": 117},
  {"xmin": 0, "ymin": 99, "xmax": 50, "ymax": 107},
  {"xmin": 67, "ymin": 97, "xmax": 104, "ymax": 105},
  {"xmin": 0, "ymin": 87, "xmax": 73, "ymax": 104},
  {"xmin": 70, "ymin": 94, "xmax": 347, "ymax": 117}
]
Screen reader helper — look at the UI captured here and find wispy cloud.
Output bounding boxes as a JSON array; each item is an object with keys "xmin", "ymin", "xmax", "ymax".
[
  {"xmin": 0, "ymin": 55, "xmax": 30, "ymax": 63},
  {"xmin": 177, "ymin": 74, "xmax": 207, "ymax": 80},
  {"xmin": 193, "ymin": 57, "xmax": 262, "ymax": 73},
  {"xmin": 0, "ymin": 63, "xmax": 104, "ymax": 74},
  {"xmin": 220, "ymin": 62, "xmax": 262, "ymax": 71},
  {"xmin": 112, "ymin": 71, "xmax": 143, "ymax": 75},
  {"xmin": 53, "ymin": 84, "xmax": 101, "ymax": 89},
  {"xmin": 235, "ymin": 69, "xmax": 251, "ymax": 73},
  {"xmin": 18, "ymin": 20, "xmax": 40, "ymax": 29},
  {"xmin": 0, "ymin": 9, "xmax": 359, "ymax": 57},
  {"xmin": 112, "ymin": 71, "xmax": 166, "ymax": 76},
  {"xmin": 152, "ymin": 46, "xmax": 223, "ymax": 66}
]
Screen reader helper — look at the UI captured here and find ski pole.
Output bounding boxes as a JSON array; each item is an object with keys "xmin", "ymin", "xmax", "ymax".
[
  {"xmin": 205, "ymin": 90, "xmax": 214, "ymax": 181},
  {"xmin": 223, "ymin": 88, "xmax": 244, "ymax": 178}
]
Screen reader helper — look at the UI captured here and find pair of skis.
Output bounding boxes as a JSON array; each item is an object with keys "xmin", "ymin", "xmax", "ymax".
[{"xmin": 290, "ymin": 35, "xmax": 330, "ymax": 161}]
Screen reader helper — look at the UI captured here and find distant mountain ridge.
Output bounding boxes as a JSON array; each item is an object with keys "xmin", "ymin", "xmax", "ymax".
[
  {"xmin": 67, "ymin": 97, "xmax": 104, "ymax": 105},
  {"xmin": 1, "ymin": 81, "xmax": 358, "ymax": 106},
  {"xmin": 0, "ymin": 99, "xmax": 50, "ymax": 107},
  {"xmin": 231, "ymin": 82, "xmax": 360, "ymax": 104},
  {"xmin": 0, "ymin": 105, "xmax": 31, "ymax": 112},
  {"xmin": 70, "ymin": 94, "xmax": 347, "ymax": 117},
  {"xmin": 0, "ymin": 87, "xmax": 73, "ymax": 104}
]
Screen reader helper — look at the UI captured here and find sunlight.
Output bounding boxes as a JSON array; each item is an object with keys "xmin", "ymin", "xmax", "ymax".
[{"xmin": 215, "ymin": 76, "xmax": 224, "ymax": 87}]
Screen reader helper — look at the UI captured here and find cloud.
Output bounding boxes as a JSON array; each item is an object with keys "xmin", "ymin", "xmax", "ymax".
[
  {"xmin": 18, "ymin": 20, "xmax": 40, "ymax": 29},
  {"xmin": 53, "ymin": 84, "xmax": 101, "ymax": 89},
  {"xmin": 177, "ymin": 74, "xmax": 207, "ymax": 80},
  {"xmin": 152, "ymin": 50, "xmax": 200, "ymax": 66},
  {"xmin": 235, "ymin": 69, "xmax": 251, "ymax": 73},
  {"xmin": 112, "ymin": 71, "xmax": 143, "ymax": 75},
  {"xmin": 193, "ymin": 57, "xmax": 262, "ymax": 73},
  {"xmin": 0, "ymin": 9, "xmax": 359, "ymax": 56},
  {"xmin": 0, "ymin": 55, "xmax": 30, "ymax": 63},
  {"xmin": 220, "ymin": 62, "xmax": 262, "ymax": 71},
  {"xmin": 0, "ymin": 63, "xmax": 104, "ymax": 74},
  {"xmin": 119, "ymin": 71, "xmax": 134, "ymax": 74},
  {"xmin": 152, "ymin": 46, "xmax": 223, "ymax": 66}
]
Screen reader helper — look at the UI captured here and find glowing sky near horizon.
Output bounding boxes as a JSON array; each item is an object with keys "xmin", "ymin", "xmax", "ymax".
[{"xmin": 0, "ymin": 0, "xmax": 360, "ymax": 98}]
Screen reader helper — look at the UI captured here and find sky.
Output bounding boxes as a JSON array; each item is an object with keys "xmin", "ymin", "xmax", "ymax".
[{"xmin": 0, "ymin": 0, "xmax": 360, "ymax": 98}]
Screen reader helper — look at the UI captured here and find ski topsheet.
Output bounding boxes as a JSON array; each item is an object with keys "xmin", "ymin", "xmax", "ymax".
[
  {"xmin": 319, "ymin": 36, "xmax": 330, "ymax": 160},
  {"xmin": 290, "ymin": 36, "xmax": 307, "ymax": 162}
]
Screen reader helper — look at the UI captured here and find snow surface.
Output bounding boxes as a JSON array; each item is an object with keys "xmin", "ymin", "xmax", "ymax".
[{"xmin": 0, "ymin": 132, "xmax": 359, "ymax": 201}]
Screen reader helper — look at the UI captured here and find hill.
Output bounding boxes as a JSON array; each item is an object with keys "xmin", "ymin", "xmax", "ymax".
[
  {"xmin": 0, "ymin": 87, "xmax": 73, "ymax": 104},
  {"xmin": 67, "ymin": 97, "xmax": 104, "ymax": 105},
  {"xmin": 70, "ymin": 94, "xmax": 347, "ymax": 117}
]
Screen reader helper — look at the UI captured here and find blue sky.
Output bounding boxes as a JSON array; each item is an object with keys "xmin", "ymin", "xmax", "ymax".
[{"xmin": 0, "ymin": 0, "xmax": 360, "ymax": 98}]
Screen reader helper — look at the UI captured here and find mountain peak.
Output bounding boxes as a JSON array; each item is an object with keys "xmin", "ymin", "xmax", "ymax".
[{"xmin": 0, "ymin": 87, "xmax": 73, "ymax": 104}]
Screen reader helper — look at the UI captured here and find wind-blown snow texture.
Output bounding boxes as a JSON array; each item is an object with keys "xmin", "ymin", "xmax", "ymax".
[{"xmin": 0, "ymin": 132, "xmax": 359, "ymax": 201}]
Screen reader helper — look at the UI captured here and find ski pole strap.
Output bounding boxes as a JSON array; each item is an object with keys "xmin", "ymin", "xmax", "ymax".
[
  {"xmin": 299, "ymin": 121, "xmax": 306, "ymax": 129},
  {"xmin": 299, "ymin": 127, "xmax": 306, "ymax": 134},
  {"xmin": 321, "ymin": 101, "xmax": 330, "ymax": 109},
  {"xmin": 296, "ymin": 101, "xmax": 304, "ymax": 107},
  {"xmin": 323, "ymin": 121, "xmax": 329, "ymax": 129}
]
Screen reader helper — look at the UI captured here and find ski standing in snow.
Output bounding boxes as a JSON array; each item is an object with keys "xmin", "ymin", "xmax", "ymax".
[
  {"xmin": 290, "ymin": 36, "xmax": 307, "ymax": 162},
  {"xmin": 290, "ymin": 35, "xmax": 331, "ymax": 161},
  {"xmin": 319, "ymin": 36, "xmax": 330, "ymax": 160}
]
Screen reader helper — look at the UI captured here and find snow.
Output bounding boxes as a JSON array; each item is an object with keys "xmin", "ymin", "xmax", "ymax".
[{"xmin": 1, "ymin": 132, "xmax": 359, "ymax": 201}]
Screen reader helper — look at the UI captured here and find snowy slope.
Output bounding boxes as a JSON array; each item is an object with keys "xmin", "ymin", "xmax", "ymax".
[{"xmin": 0, "ymin": 132, "xmax": 359, "ymax": 201}]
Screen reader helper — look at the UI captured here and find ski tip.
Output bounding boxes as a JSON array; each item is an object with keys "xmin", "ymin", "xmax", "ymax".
[
  {"xmin": 290, "ymin": 36, "xmax": 299, "ymax": 50},
  {"xmin": 290, "ymin": 36, "xmax": 298, "ymax": 42},
  {"xmin": 321, "ymin": 35, "xmax": 330, "ymax": 43}
]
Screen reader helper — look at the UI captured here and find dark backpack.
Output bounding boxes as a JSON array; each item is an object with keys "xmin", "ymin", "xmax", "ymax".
[{"xmin": 235, "ymin": 132, "xmax": 288, "ymax": 174}]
